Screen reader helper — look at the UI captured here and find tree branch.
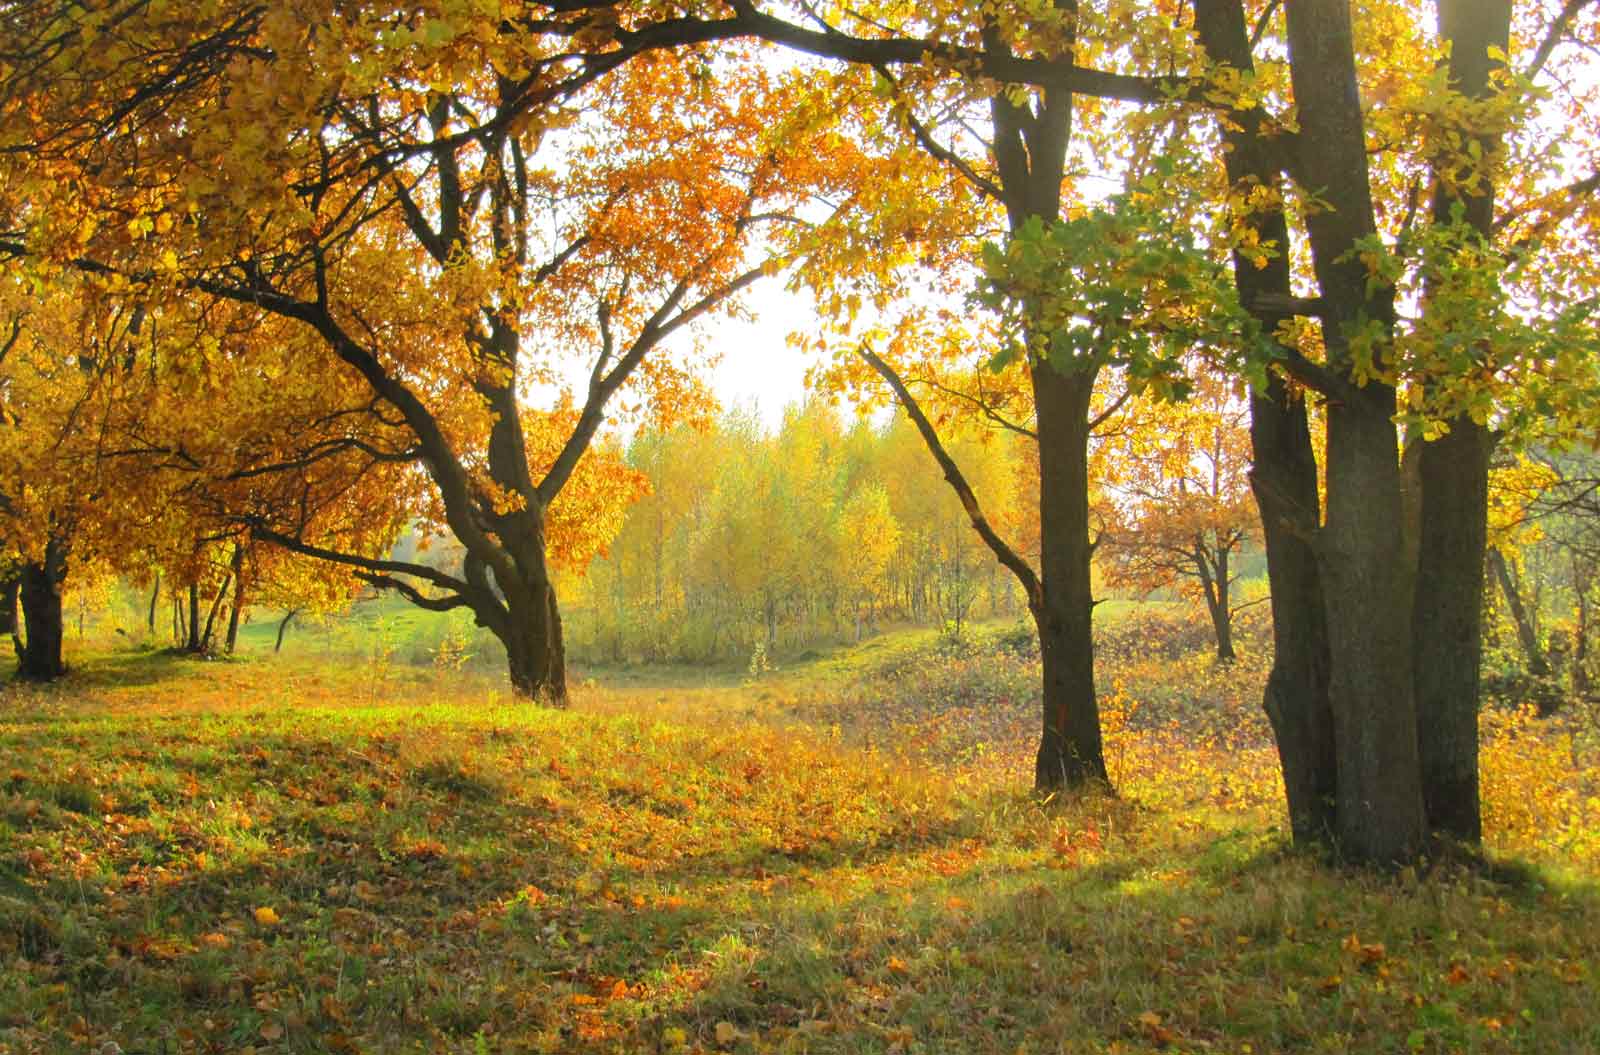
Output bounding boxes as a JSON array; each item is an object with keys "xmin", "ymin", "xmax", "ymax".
[
  {"xmin": 859, "ymin": 344, "xmax": 1043, "ymax": 611},
  {"xmin": 1525, "ymin": 0, "xmax": 1598, "ymax": 80},
  {"xmin": 250, "ymin": 523, "xmax": 472, "ymax": 599}
]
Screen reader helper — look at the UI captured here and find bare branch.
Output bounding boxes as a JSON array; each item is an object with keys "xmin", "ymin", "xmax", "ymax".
[
  {"xmin": 1525, "ymin": 0, "xmax": 1598, "ymax": 80},
  {"xmin": 860, "ymin": 344, "xmax": 1043, "ymax": 611}
]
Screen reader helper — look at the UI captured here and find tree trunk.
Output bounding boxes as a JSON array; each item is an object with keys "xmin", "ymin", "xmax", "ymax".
[
  {"xmin": 500, "ymin": 579, "xmax": 567, "ymax": 705},
  {"xmin": 1253, "ymin": 378, "xmax": 1338, "ymax": 845},
  {"xmin": 1195, "ymin": 541, "xmax": 1237, "ymax": 662},
  {"xmin": 1208, "ymin": 548, "xmax": 1236, "ymax": 662},
  {"xmin": 147, "ymin": 572, "xmax": 160, "ymax": 634},
  {"xmin": 1489, "ymin": 546, "xmax": 1551, "ymax": 679},
  {"xmin": 186, "ymin": 582, "xmax": 201, "ymax": 652},
  {"xmin": 200, "ymin": 574, "xmax": 232, "ymax": 652},
  {"xmin": 1411, "ymin": 0, "xmax": 1511, "ymax": 842},
  {"xmin": 2, "ymin": 571, "xmax": 20, "ymax": 663},
  {"xmin": 1574, "ymin": 556, "xmax": 1592, "ymax": 700},
  {"xmin": 1320, "ymin": 397, "xmax": 1429, "ymax": 862},
  {"xmin": 16, "ymin": 539, "xmax": 68, "ymax": 680},
  {"xmin": 1193, "ymin": 0, "xmax": 1338, "ymax": 847},
  {"xmin": 225, "ymin": 545, "xmax": 246, "ymax": 653},
  {"xmin": 1031, "ymin": 363, "xmax": 1109, "ymax": 791},
  {"xmin": 275, "ymin": 608, "xmax": 299, "ymax": 653},
  {"xmin": 1413, "ymin": 423, "xmax": 1492, "ymax": 838},
  {"xmin": 1286, "ymin": 0, "xmax": 1427, "ymax": 864}
]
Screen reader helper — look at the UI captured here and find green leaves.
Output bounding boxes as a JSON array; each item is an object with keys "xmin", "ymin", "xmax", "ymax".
[{"xmin": 974, "ymin": 191, "xmax": 1254, "ymax": 402}]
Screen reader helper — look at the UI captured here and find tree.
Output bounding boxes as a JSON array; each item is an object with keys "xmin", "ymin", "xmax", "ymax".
[
  {"xmin": 1, "ymin": 10, "xmax": 849, "ymax": 700},
  {"xmin": 837, "ymin": 483, "xmax": 900, "ymax": 642},
  {"xmin": 1097, "ymin": 376, "xmax": 1257, "ymax": 661}
]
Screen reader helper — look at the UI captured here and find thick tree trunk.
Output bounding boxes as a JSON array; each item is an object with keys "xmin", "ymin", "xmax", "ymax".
[
  {"xmin": 501, "ymin": 578, "xmax": 567, "ymax": 705},
  {"xmin": 1031, "ymin": 363, "xmax": 1109, "ymax": 791},
  {"xmin": 1193, "ymin": 0, "xmax": 1339, "ymax": 847},
  {"xmin": 1286, "ymin": 0, "xmax": 1427, "ymax": 864},
  {"xmin": 1320, "ymin": 398, "xmax": 1429, "ymax": 862},
  {"xmin": 1413, "ymin": 424, "xmax": 1491, "ymax": 838},
  {"xmin": 16, "ymin": 539, "xmax": 68, "ymax": 681}
]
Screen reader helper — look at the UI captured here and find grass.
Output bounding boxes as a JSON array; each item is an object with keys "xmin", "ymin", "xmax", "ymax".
[{"xmin": 1, "ymin": 622, "xmax": 1598, "ymax": 1054}]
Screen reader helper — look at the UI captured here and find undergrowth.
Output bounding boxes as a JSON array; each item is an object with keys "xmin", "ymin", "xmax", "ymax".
[{"xmin": 0, "ymin": 625, "xmax": 1596, "ymax": 1054}]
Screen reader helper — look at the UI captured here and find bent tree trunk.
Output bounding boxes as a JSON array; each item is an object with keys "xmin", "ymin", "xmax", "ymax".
[
  {"xmin": 17, "ymin": 538, "xmax": 68, "ymax": 680},
  {"xmin": 200, "ymin": 574, "xmax": 231, "ymax": 652},
  {"xmin": 274, "ymin": 608, "xmax": 300, "ymax": 653},
  {"xmin": 1193, "ymin": 0, "xmax": 1337, "ymax": 847},
  {"xmin": 1032, "ymin": 362, "xmax": 1109, "ymax": 790}
]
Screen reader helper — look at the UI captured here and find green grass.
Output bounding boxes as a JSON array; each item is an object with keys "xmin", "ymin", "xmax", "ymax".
[{"xmin": 1, "ymin": 632, "xmax": 1597, "ymax": 1054}]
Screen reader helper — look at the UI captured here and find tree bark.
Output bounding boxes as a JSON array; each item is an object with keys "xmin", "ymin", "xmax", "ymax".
[
  {"xmin": 225, "ymin": 544, "xmax": 246, "ymax": 653},
  {"xmin": 1031, "ymin": 362, "xmax": 1109, "ymax": 789},
  {"xmin": 499, "ymin": 578, "xmax": 567, "ymax": 704},
  {"xmin": 2, "ymin": 571, "xmax": 20, "ymax": 663},
  {"xmin": 1285, "ymin": 0, "xmax": 1428, "ymax": 864},
  {"xmin": 1414, "ymin": 423, "xmax": 1492, "ymax": 833},
  {"xmin": 1193, "ymin": 0, "xmax": 1337, "ymax": 846},
  {"xmin": 1195, "ymin": 540, "xmax": 1237, "ymax": 662},
  {"xmin": 147, "ymin": 572, "xmax": 160, "ymax": 635},
  {"xmin": 1412, "ymin": 0, "xmax": 1511, "ymax": 843},
  {"xmin": 200, "ymin": 573, "xmax": 232, "ymax": 652},
  {"xmin": 16, "ymin": 538, "xmax": 68, "ymax": 681},
  {"xmin": 186, "ymin": 581, "xmax": 201, "ymax": 652}
]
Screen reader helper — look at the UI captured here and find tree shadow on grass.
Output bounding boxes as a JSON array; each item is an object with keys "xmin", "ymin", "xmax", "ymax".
[{"xmin": 2, "ymin": 706, "xmax": 1598, "ymax": 1055}]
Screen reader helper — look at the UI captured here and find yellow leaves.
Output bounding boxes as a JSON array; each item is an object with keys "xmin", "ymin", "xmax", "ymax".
[
  {"xmin": 714, "ymin": 1020, "xmax": 739, "ymax": 1046},
  {"xmin": 253, "ymin": 906, "xmax": 282, "ymax": 927}
]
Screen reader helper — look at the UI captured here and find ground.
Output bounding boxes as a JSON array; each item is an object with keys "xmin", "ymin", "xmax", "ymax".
[{"xmin": 1, "ymin": 618, "xmax": 1598, "ymax": 1054}]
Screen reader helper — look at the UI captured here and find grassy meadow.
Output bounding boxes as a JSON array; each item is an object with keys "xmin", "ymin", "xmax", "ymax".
[{"xmin": 2, "ymin": 604, "xmax": 1599, "ymax": 1054}]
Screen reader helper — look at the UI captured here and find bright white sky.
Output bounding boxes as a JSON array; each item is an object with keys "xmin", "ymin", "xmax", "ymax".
[{"xmin": 701, "ymin": 282, "xmax": 819, "ymax": 428}]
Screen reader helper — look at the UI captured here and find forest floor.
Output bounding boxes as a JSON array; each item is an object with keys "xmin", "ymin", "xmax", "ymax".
[{"xmin": 1, "ymin": 627, "xmax": 1599, "ymax": 1054}]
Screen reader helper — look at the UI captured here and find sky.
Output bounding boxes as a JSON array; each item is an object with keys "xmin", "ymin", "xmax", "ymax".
[{"xmin": 701, "ymin": 282, "xmax": 819, "ymax": 428}]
